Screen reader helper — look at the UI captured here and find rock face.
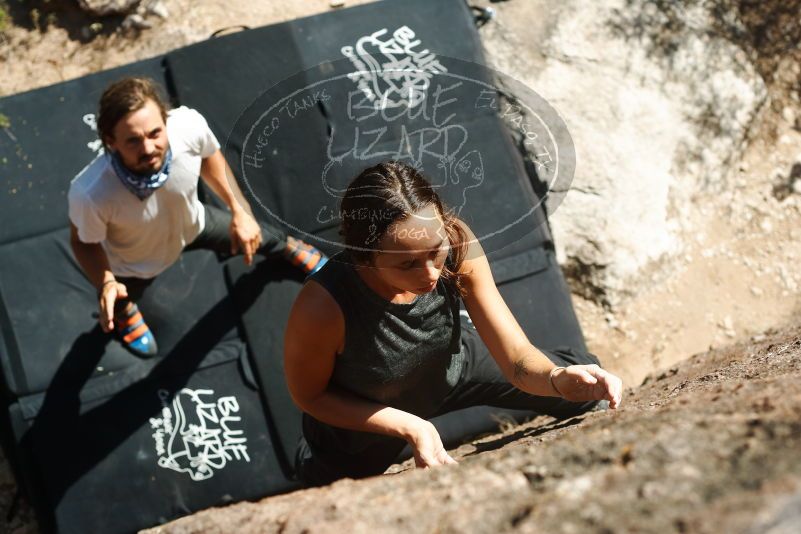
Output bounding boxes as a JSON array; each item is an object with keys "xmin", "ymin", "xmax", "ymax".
[
  {"xmin": 76, "ymin": 0, "xmax": 141, "ymax": 16},
  {"xmin": 480, "ymin": 0, "xmax": 766, "ymax": 307},
  {"xmin": 141, "ymin": 323, "xmax": 801, "ymax": 534}
]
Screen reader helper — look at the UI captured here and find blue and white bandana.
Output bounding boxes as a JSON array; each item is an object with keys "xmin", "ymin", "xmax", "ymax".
[{"xmin": 110, "ymin": 148, "xmax": 172, "ymax": 201}]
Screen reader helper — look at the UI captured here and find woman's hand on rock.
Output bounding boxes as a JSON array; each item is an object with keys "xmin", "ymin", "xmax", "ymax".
[
  {"xmin": 552, "ymin": 364, "xmax": 623, "ymax": 409},
  {"xmin": 409, "ymin": 420, "xmax": 458, "ymax": 469}
]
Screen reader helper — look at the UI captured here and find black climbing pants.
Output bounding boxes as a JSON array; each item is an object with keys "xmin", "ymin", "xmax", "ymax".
[{"xmin": 114, "ymin": 203, "xmax": 287, "ymax": 309}]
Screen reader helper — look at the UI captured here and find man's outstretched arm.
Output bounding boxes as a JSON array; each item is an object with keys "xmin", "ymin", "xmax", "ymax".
[
  {"xmin": 199, "ymin": 149, "xmax": 263, "ymax": 264},
  {"xmin": 199, "ymin": 149, "xmax": 255, "ymax": 216},
  {"xmin": 69, "ymin": 222, "xmax": 127, "ymax": 332}
]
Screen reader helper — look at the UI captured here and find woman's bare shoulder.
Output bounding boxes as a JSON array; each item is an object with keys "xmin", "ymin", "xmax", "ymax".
[
  {"xmin": 289, "ymin": 279, "xmax": 345, "ymax": 334},
  {"xmin": 284, "ymin": 280, "xmax": 346, "ymax": 405},
  {"xmin": 451, "ymin": 217, "xmax": 487, "ymax": 276}
]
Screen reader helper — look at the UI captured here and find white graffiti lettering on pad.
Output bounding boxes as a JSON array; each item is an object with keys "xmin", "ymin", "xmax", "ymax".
[
  {"xmin": 342, "ymin": 26, "xmax": 447, "ymax": 110},
  {"xmin": 149, "ymin": 388, "xmax": 251, "ymax": 481},
  {"xmin": 82, "ymin": 113, "xmax": 105, "ymax": 155}
]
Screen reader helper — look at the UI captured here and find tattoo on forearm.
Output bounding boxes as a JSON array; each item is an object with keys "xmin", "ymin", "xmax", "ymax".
[{"xmin": 513, "ymin": 357, "xmax": 530, "ymax": 384}]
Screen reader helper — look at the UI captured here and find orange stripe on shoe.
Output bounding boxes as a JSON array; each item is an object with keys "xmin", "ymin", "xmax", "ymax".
[
  {"xmin": 303, "ymin": 254, "xmax": 321, "ymax": 272},
  {"xmin": 123, "ymin": 324, "xmax": 150, "ymax": 344},
  {"xmin": 291, "ymin": 250, "xmax": 310, "ymax": 266},
  {"xmin": 121, "ymin": 311, "xmax": 143, "ymax": 327}
]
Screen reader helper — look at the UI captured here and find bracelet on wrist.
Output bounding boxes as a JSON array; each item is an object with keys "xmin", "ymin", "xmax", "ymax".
[{"xmin": 548, "ymin": 366, "xmax": 566, "ymax": 397}]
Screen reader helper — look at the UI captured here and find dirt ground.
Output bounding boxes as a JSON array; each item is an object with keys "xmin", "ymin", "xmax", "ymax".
[
  {"xmin": 0, "ymin": 0, "xmax": 800, "ymax": 532},
  {"xmin": 575, "ymin": 112, "xmax": 801, "ymax": 389}
]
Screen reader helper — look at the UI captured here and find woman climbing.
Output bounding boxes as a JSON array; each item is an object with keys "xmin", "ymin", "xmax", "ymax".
[{"xmin": 284, "ymin": 160, "xmax": 623, "ymax": 486}]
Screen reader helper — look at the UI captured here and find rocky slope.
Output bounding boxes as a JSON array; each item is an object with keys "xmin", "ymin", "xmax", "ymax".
[{"xmin": 140, "ymin": 322, "xmax": 801, "ymax": 534}]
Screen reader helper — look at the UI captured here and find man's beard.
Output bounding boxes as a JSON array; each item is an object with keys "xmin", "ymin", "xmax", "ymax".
[{"xmin": 129, "ymin": 151, "xmax": 164, "ymax": 175}]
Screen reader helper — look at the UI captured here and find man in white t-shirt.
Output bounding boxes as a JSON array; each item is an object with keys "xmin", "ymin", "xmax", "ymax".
[{"xmin": 69, "ymin": 77, "xmax": 327, "ymax": 357}]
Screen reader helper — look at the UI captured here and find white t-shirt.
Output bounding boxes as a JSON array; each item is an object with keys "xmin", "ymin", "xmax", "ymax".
[{"xmin": 68, "ymin": 106, "xmax": 220, "ymax": 279}]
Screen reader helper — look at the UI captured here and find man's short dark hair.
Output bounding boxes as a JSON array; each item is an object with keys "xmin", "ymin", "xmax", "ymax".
[{"xmin": 97, "ymin": 77, "xmax": 170, "ymax": 147}]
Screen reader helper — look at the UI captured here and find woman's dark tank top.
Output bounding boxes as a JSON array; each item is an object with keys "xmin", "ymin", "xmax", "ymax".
[{"xmin": 307, "ymin": 251, "xmax": 465, "ymax": 417}]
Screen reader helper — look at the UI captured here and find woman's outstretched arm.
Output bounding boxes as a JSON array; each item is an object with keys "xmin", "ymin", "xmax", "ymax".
[
  {"xmin": 456, "ymin": 220, "xmax": 623, "ymax": 408},
  {"xmin": 284, "ymin": 280, "xmax": 456, "ymax": 467}
]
